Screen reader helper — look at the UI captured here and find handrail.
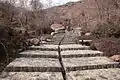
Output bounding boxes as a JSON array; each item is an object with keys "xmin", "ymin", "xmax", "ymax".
[
  {"xmin": 58, "ymin": 34, "xmax": 66, "ymax": 46},
  {"xmin": 58, "ymin": 34, "xmax": 67, "ymax": 80}
]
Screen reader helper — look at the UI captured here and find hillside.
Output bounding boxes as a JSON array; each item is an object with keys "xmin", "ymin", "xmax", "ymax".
[{"xmin": 44, "ymin": 0, "xmax": 120, "ymax": 31}]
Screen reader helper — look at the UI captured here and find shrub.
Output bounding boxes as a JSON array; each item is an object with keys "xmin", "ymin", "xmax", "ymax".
[
  {"xmin": 90, "ymin": 38, "xmax": 120, "ymax": 56},
  {"xmin": 0, "ymin": 25, "xmax": 28, "ymax": 72},
  {"xmin": 92, "ymin": 23, "xmax": 120, "ymax": 38}
]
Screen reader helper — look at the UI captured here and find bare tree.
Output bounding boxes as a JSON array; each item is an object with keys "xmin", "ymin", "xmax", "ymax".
[
  {"xmin": 0, "ymin": 0, "xmax": 16, "ymax": 25},
  {"xmin": 46, "ymin": 0, "xmax": 52, "ymax": 7},
  {"xmin": 30, "ymin": 0, "xmax": 42, "ymax": 11},
  {"xmin": 94, "ymin": 0, "xmax": 120, "ymax": 24},
  {"xmin": 30, "ymin": 0, "xmax": 45, "ymax": 35}
]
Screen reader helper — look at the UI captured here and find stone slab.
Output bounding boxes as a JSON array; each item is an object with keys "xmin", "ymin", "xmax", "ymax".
[
  {"xmin": 67, "ymin": 68, "xmax": 120, "ymax": 80},
  {"xmin": 62, "ymin": 57, "xmax": 119, "ymax": 71},
  {"xmin": 79, "ymin": 40, "xmax": 92, "ymax": 42},
  {"xmin": 46, "ymin": 42, "xmax": 76, "ymax": 45},
  {"xmin": 18, "ymin": 50, "xmax": 58, "ymax": 58},
  {"xmin": 6, "ymin": 58, "xmax": 61, "ymax": 72},
  {"xmin": 29, "ymin": 45, "xmax": 58, "ymax": 51},
  {"xmin": 60, "ymin": 44, "xmax": 90, "ymax": 50},
  {"xmin": 0, "ymin": 72, "xmax": 63, "ymax": 80},
  {"xmin": 61, "ymin": 50, "xmax": 103, "ymax": 58}
]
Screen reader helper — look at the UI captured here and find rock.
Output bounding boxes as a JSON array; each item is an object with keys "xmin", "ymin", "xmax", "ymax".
[
  {"xmin": 40, "ymin": 34, "xmax": 53, "ymax": 41},
  {"xmin": 51, "ymin": 23, "xmax": 65, "ymax": 32},
  {"xmin": 41, "ymin": 41, "xmax": 47, "ymax": 44},
  {"xmin": 110, "ymin": 55, "xmax": 120, "ymax": 62},
  {"xmin": 27, "ymin": 38, "xmax": 40, "ymax": 45},
  {"xmin": 46, "ymin": 39, "xmax": 52, "ymax": 42},
  {"xmin": 32, "ymin": 38, "xmax": 40, "ymax": 45},
  {"xmin": 0, "ymin": 71, "xmax": 8, "ymax": 78},
  {"xmin": 85, "ymin": 33, "xmax": 91, "ymax": 36},
  {"xmin": 51, "ymin": 32, "xmax": 58, "ymax": 36}
]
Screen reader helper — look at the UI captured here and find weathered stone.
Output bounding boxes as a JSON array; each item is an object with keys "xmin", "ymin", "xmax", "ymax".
[
  {"xmin": 18, "ymin": 50, "xmax": 59, "ymax": 58},
  {"xmin": 85, "ymin": 32, "xmax": 91, "ymax": 36},
  {"xmin": 29, "ymin": 45, "xmax": 58, "ymax": 51},
  {"xmin": 67, "ymin": 68, "xmax": 120, "ymax": 80},
  {"xmin": 51, "ymin": 23, "xmax": 65, "ymax": 32},
  {"xmin": 110, "ymin": 55, "xmax": 120, "ymax": 62},
  {"xmin": 62, "ymin": 57, "xmax": 119, "ymax": 71},
  {"xmin": 61, "ymin": 50, "xmax": 103, "ymax": 58},
  {"xmin": 79, "ymin": 40, "xmax": 92, "ymax": 43},
  {"xmin": 27, "ymin": 38, "xmax": 40, "ymax": 45},
  {"xmin": 60, "ymin": 44, "xmax": 90, "ymax": 50},
  {"xmin": 0, "ymin": 72, "xmax": 63, "ymax": 80},
  {"xmin": 5, "ymin": 58, "xmax": 61, "ymax": 72}
]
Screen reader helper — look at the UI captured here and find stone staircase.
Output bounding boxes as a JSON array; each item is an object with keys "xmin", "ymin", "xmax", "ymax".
[{"xmin": 1, "ymin": 33, "xmax": 120, "ymax": 80}]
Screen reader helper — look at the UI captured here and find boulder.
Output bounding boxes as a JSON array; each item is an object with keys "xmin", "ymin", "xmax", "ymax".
[
  {"xmin": 110, "ymin": 55, "xmax": 120, "ymax": 62},
  {"xmin": 85, "ymin": 32, "xmax": 91, "ymax": 36},
  {"xmin": 51, "ymin": 23, "xmax": 65, "ymax": 32},
  {"xmin": 51, "ymin": 32, "xmax": 58, "ymax": 36},
  {"xmin": 27, "ymin": 38, "xmax": 40, "ymax": 46}
]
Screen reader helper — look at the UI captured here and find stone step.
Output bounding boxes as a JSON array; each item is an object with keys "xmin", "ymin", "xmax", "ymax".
[
  {"xmin": 0, "ymin": 72, "xmax": 63, "ymax": 80},
  {"xmin": 79, "ymin": 40, "xmax": 92, "ymax": 45},
  {"xmin": 52, "ymin": 33, "xmax": 78, "ymax": 44},
  {"xmin": 61, "ymin": 50, "xmax": 103, "ymax": 58},
  {"xmin": 28, "ymin": 44, "xmax": 58, "ymax": 51},
  {"xmin": 45, "ymin": 40, "xmax": 92, "ymax": 45},
  {"xmin": 62, "ymin": 57, "xmax": 119, "ymax": 71},
  {"xmin": 79, "ymin": 40, "xmax": 92, "ymax": 43},
  {"xmin": 60, "ymin": 44, "xmax": 90, "ymax": 51},
  {"xmin": 46, "ymin": 41, "xmax": 76, "ymax": 45},
  {"xmin": 28, "ymin": 44, "xmax": 90, "ymax": 51},
  {"xmin": 67, "ymin": 68, "xmax": 120, "ymax": 80},
  {"xmin": 60, "ymin": 42, "xmax": 76, "ymax": 45},
  {"xmin": 45, "ymin": 40, "xmax": 76, "ymax": 45},
  {"xmin": 5, "ymin": 58, "xmax": 62, "ymax": 72},
  {"xmin": 18, "ymin": 50, "xmax": 58, "ymax": 58}
]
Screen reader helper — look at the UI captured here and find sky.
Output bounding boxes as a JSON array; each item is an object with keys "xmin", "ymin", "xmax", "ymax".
[
  {"xmin": 1, "ymin": 0, "xmax": 80, "ymax": 9},
  {"xmin": 41, "ymin": 0, "xmax": 80, "ymax": 8}
]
